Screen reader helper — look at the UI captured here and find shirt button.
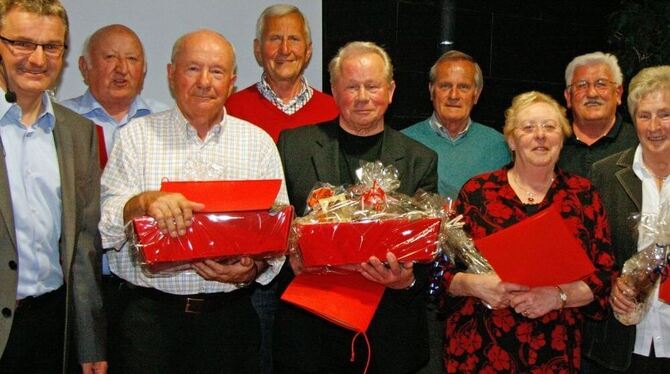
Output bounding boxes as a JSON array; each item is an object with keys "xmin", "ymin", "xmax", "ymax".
[
  {"xmin": 8, "ymin": 260, "xmax": 17, "ymax": 270},
  {"xmin": 1, "ymin": 307, "xmax": 11, "ymax": 318}
]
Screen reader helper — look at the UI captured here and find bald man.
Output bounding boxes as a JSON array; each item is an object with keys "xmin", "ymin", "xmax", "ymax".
[{"xmin": 99, "ymin": 29, "xmax": 287, "ymax": 374}]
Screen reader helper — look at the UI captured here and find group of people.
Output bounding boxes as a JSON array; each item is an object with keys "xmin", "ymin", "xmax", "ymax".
[{"xmin": 0, "ymin": 0, "xmax": 668, "ymax": 374}]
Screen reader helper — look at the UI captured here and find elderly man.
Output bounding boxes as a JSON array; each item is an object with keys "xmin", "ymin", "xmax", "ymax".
[
  {"xmin": 226, "ymin": 5, "xmax": 337, "ymax": 372},
  {"xmin": 99, "ymin": 29, "xmax": 287, "ymax": 374},
  {"xmin": 62, "ymin": 25, "xmax": 168, "ymax": 370},
  {"xmin": 226, "ymin": 3, "xmax": 338, "ymax": 142},
  {"xmin": 62, "ymin": 24, "xmax": 169, "ymax": 167},
  {"xmin": 402, "ymin": 50, "xmax": 510, "ymax": 199},
  {"xmin": 559, "ymin": 51, "xmax": 638, "ymax": 177},
  {"xmin": 0, "ymin": 0, "xmax": 106, "ymax": 373},
  {"xmin": 402, "ymin": 50, "xmax": 509, "ymax": 374},
  {"xmin": 274, "ymin": 41, "xmax": 436, "ymax": 374}
]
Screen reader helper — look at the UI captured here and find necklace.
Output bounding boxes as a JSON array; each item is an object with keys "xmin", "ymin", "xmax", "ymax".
[{"xmin": 509, "ymin": 170, "xmax": 554, "ymax": 204}]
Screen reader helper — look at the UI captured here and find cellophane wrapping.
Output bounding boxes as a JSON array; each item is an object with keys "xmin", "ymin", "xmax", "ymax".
[
  {"xmin": 615, "ymin": 202, "xmax": 670, "ymax": 325},
  {"xmin": 290, "ymin": 161, "xmax": 448, "ymax": 274}
]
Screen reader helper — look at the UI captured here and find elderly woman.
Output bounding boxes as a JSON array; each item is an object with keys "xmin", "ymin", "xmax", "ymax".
[
  {"xmin": 441, "ymin": 91, "xmax": 615, "ymax": 373},
  {"xmin": 584, "ymin": 66, "xmax": 670, "ymax": 373}
]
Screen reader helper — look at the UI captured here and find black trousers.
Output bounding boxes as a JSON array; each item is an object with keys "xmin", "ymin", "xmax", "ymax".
[
  {"xmin": 115, "ymin": 282, "xmax": 260, "ymax": 374},
  {"xmin": 0, "ymin": 287, "xmax": 66, "ymax": 374},
  {"xmin": 584, "ymin": 345, "xmax": 670, "ymax": 374}
]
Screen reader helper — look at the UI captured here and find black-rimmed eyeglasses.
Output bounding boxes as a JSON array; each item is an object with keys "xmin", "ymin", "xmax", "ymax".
[{"xmin": 0, "ymin": 35, "xmax": 67, "ymax": 57}]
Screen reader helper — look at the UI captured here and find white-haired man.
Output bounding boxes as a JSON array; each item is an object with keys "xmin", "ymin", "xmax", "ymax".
[{"xmin": 559, "ymin": 51, "xmax": 638, "ymax": 177}]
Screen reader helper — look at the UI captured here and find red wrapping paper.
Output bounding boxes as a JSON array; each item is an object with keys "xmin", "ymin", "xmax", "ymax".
[
  {"xmin": 296, "ymin": 217, "xmax": 441, "ymax": 269},
  {"xmin": 133, "ymin": 206, "xmax": 293, "ymax": 271},
  {"xmin": 660, "ymin": 275, "xmax": 670, "ymax": 303}
]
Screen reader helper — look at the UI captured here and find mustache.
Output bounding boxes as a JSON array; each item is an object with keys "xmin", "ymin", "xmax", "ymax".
[{"xmin": 583, "ymin": 99, "xmax": 604, "ymax": 105}]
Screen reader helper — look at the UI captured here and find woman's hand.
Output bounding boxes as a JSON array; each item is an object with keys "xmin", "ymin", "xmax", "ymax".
[
  {"xmin": 510, "ymin": 286, "xmax": 563, "ymax": 318},
  {"xmin": 610, "ymin": 276, "xmax": 637, "ymax": 315},
  {"xmin": 450, "ymin": 272, "xmax": 529, "ymax": 309}
]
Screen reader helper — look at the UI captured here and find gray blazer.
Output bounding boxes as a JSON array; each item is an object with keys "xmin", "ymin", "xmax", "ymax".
[
  {"xmin": 584, "ymin": 147, "xmax": 640, "ymax": 371},
  {"xmin": 0, "ymin": 103, "xmax": 105, "ymax": 370}
]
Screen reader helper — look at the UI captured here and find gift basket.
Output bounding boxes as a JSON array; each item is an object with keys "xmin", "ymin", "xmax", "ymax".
[
  {"xmin": 129, "ymin": 159, "xmax": 293, "ymax": 274},
  {"xmin": 614, "ymin": 203, "xmax": 670, "ymax": 325},
  {"xmin": 289, "ymin": 161, "xmax": 447, "ymax": 273}
]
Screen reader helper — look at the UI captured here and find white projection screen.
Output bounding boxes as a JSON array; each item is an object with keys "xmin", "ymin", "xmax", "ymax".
[{"xmin": 57, "ymin": 0, "xmax": 323, "ymax": 106}]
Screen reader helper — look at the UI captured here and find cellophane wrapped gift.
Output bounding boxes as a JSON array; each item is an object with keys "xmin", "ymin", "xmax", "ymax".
[
  {"xmin": 130, "ymin": 158, "xmax": 293, "ymax": 274},
  {"xmin": 615, "ymin": 202, "xmax": 670, "ymax": 325},
  {"xmin": 290, "ymin": 161, "xmax": 447, "ymax": 274}
]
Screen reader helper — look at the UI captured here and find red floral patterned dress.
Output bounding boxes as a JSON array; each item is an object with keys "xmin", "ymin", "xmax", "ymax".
[{"xmin": 441, "ymin": 167, "xmax": 615, "ymax": 373}]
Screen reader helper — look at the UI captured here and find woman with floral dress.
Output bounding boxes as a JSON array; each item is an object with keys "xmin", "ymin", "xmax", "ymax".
[{"xmin": 441, "ymin": 91, "xmax": 615, "ymax": 373}]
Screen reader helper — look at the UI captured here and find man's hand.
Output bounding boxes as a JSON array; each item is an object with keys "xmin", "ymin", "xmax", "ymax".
[
  {"xmin": 123, "ymin": 191, "xmax": 204, "ymax": 237},
  {"xmin": 192, "ymin": 257, "xmax": 265, "ymax": 284},
  {"xmin": 359, "ymin": 252, "xmax": 415, "ymax": 290},
  {"xmin": 81, "ymin": 360, "xmax": 108, "ymax": 374}
]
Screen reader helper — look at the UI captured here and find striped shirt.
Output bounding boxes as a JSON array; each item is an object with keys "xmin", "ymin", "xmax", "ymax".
[{"xmin": 100, "ymin": 107, "xmax": 288, "ymax": 294}]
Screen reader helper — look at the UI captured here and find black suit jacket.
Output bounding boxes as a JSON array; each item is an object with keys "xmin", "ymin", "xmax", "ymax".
[
  {"xmin": 274, "ymin": 121, "xmax": 438, "ymax": 373},
  {"xmin": 583, "ymin": 148, "xmax": 639, "ymax": 371}
]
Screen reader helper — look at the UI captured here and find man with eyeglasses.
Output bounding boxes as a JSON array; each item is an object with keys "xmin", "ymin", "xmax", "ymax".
[
  {"xmin": 559, "ymin": 51, "xmax": 638, "ymax": 178},
  {"xmin": 0, "ymin": 0, "xmax": 106, "ymax": 373}
]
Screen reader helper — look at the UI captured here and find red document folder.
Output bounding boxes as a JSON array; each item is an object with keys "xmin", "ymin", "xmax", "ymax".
[
  {"xmin": 281, "ymin": 273, "xmax": 385, "ymax": 332},
  {"xmin": 161, "ymin": 179, "xmax": 282, "ymax": 212},
  {"xmin": 474, "ymin": 205, "xmax": 596, "ymax": 287}
]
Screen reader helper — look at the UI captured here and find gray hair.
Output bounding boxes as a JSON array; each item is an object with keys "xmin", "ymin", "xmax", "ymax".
[
  {"xmin": 255, "ymin": 3, "xmax": 311, "ymax": 44},
  {"xmin": 429, "ymin": 50, "xmax": 483, "ymax": 90},
  {"xmin": 329, "ymin": 41, "xmax": 393, "ymax": 85},
  {"xmin": 564, "ymin": 51, "xmax": 623, "ymax": 87},
  {"xmin": 627, "ymin": 65, "xmax": 670, "ymax": 119}
]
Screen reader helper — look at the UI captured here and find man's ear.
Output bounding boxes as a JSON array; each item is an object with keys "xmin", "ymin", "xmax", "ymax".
[
  {"xmin": 78, "ymin": 56, "xmax": 90, "ymax": 84},
  {"xmin": 253, "ymin": 38, "xmax": 263, "ymax": 66}
]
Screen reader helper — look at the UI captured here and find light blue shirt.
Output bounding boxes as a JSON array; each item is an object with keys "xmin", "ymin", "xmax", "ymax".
[
  {"xmin": 61, "ymin": 90, "xmax": 170, "ymax": 156},
  {"xmin": 1, "ymin": 90, "xmax": 63, "ymax": 299},
  {"xmin": 61, "ymin": 90, "xmax": 169, "ymax": 274}
]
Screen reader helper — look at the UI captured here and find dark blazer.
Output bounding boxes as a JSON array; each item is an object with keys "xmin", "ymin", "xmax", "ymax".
[
  {"xmin": 584, "ymin": 148, "xmax": 639, "ymax": 371},
  {"xmin": 274, "ymin": 121, "xmax": 438, "ymax": 373},
  {"xmin": 0, "ymin": 103, "xmax": 105, "ymax": 370}
]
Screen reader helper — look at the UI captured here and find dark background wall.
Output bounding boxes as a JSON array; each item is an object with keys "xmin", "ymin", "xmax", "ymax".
[{"xmin": 321, "ymin": 0, "xmax": 652, "ymax": 132}]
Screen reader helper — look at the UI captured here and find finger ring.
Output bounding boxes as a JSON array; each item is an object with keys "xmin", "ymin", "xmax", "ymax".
[{"xmin": 522, "ymin": 311, "xmax": 528, "ymax": 317}]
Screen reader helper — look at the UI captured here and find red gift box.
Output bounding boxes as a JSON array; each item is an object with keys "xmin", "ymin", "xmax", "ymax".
[
  {"xmin": 296, "ymin": 217, "xmax": 441, "ymax": 269},
  {"xmin": 161, "ymin": 179, "xmax": 282, "ymax": 212},
  {"xmin": 133, "ymin": 206, "xmax": 293, "ymax": 271}
]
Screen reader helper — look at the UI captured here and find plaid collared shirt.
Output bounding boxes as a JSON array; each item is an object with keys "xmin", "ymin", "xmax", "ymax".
[
  {"xmin": 256, "ymin": 73, "xmax": 313, "ymax": 115},
  {"xmin": 100, "ymin": 107, "xmax": 288, "ymax": 295}
]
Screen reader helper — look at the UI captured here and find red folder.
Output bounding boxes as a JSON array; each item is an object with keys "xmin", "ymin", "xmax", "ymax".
[
  {"xmin": 161, "ymin": 179, "xmax": 282, "ymax": 212},
  {"xmin": 474, "ymin": 205, "xmax": 596, "ymax": 287},
  {"xmin": 281, "ymin": 273, "xmax": 385, "ymax": 332}
]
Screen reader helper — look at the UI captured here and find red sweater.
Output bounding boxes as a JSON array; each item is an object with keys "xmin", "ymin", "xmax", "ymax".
[{"xmin": 226, "ymin": 84, "xmax": 339, "ymax": 142}]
